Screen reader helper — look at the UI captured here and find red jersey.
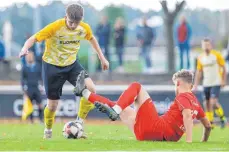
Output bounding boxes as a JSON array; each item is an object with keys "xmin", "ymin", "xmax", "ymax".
[
  {"xmin": 178, "ymin": 23, "xmax": 188, "ymax": 43},
  {"xmin": 162, "ymin": 92, "xmax": 205, "ymax": 140}
]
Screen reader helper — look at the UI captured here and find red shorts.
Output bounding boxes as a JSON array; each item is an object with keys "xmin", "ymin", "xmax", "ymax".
[{"xmin": 134, "ymin": 98, "xmax": 180, "ymax": 141}]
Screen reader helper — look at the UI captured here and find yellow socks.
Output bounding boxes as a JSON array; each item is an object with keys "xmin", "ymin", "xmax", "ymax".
[
  {"xmin": 44, "ymin": 106, "xmax": 56, "ymax": 129},
  {"xmin": 215, "ymin": 107, "xmax": 225, "ymax": 119},
  {"xmin": 205, "ymin": 111, "xmax": 214, "ymax": 123},
  {"xmin": 77, "ymin": 97, "xmax": 94, "ymax": 120}
]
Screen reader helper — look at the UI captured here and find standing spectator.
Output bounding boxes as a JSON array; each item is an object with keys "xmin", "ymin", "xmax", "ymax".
[
  {"xmin": 137, "ymin": 17, "xmax": 155, "ymax": 73},
  {"xmin": 0, "ymin": 39, "xmax": 10, "ymax": 76},
  {"xmin": 0, "ymin": 40, "xmax": 5, "ymax": 61},
  {"xmin": 0, "ymin": 40, "xmax": 8, "ymax": 73},
  {"xmin": 96, "ymin": 16, "xmax": 111, "ymax": 71},
  {"xmin": 225, "ymin": 37, "xmax": 229, "ymax": 63},
  {"xmin": 176, "ymin": 16, "xmax": 192, "ymax": 70},
  {"xmin": 21, "ymin": 51, "xmax": 43, "ymax": 123},
  {"xmin": 114, "ymin": 17, "xmax": 125, "ymax": 73}
]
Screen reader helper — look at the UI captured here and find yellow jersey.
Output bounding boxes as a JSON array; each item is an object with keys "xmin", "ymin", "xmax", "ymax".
[
  {"xmin": 197, "ymin": 50, "xmax": 225, "ymax": 87},
  {"xmin": 34, "ymin": 18, "xmax": 93, "ymax": 67}
]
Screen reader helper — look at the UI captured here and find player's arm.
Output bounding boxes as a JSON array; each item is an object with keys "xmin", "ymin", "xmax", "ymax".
[
  {"xmin": 89, "ymin": 36, "xmax": 109, "ymax": 70},
  {"xmin": 89, "ymin": 36, "xmax": 105, "ymax": 60},
  {"xmin": 19, "ymin": 21, "xmax": 58, "ymax": 57},
  {"xmin": 221, "ymin": 65, "xmax": 227, "ymax": 87},
  {"xmin": 194, "ymin": 57, "xmax": 203, "ymax": 87},
  {"xmin": 217, "ymin": 52, "xmax": 227, "ymax": 87},
  {"xmin": 199, "ymin": 117, "xmax": 211, "ymax": 142},
  {"xmin": 19, "ymin": 36, "xmax": 37, "ymax": 57},
  {"xmin": 84, "ymin": 23, "xmax": 109, "ymax": 70},
  {"xmin": 193, "ymin": 57, "xmax": 203, "ymax": 90},
  {"xmin": 197, "ymin": 105, "xmax": 211, "ymax": 142},
  {"xmin": 194, "ymin": 69, "xmax": 202, "ymax": 86},
  {"xmin": 182, "ymin": 109, "xmax": 193, "ymax": 143}
]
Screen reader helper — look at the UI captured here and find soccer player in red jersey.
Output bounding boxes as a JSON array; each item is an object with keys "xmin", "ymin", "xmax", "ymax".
[{"xmin": 74, "ymin": 70, "xmax": 211, "ymax": 142}]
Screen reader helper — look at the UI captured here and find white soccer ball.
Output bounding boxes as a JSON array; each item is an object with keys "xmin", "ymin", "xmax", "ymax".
[{"xmin": 62, "ymin": 121, "xmax": 84, "ymax": 139}]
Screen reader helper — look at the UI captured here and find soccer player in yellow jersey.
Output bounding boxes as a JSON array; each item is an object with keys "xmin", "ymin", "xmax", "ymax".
[
  {"xmin": 19, "ymin": 4, "xmax": 109, "ymax": 138},
  {"xmin": 193, "ymin": 38, "xmax": 227, "ymax": 128}
]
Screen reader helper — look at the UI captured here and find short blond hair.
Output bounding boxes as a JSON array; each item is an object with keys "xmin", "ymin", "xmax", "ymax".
[
  {"xmin": 66, "ymin": 4, "xmax": 84, "ymax": 21},
  {"xmin": 172, "ymin": 69, "xmax": 194, "ymax": 84}
]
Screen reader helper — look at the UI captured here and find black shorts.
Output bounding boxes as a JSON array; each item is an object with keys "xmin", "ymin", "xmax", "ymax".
[
  {"xmin": 27, "ymin": 87, "xmax": 42, "ymax": 104},
  {"xmin": 42, "ymin": 60, "xmax": 89, "ymax": 100},
  {"xmin": 203, "ymin": 86, "xmax": 221, "ymax": 101}
]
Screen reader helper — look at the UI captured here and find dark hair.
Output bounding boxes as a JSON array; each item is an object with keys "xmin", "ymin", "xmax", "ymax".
[{"xmin": 66, "ymin": 4, "xmax": 84, "ymax": 21}]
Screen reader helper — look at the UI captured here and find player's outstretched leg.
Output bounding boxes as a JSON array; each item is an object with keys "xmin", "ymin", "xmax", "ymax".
[
  {"xmin": 73, "ymin": 71, "xmax": 115, "ymax": 107},
  {"xmin": 95, "ymin": 82, "xmax": 142, "ymax": 121},
  {"xmin": 73, "ymin": 71, "xmax": 143, "ymax": 122}
]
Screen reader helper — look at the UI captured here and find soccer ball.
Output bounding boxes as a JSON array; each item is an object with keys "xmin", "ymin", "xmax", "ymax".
[{"xmin": 62, "ymin": 121, "xmax": 84, "ymax": 139}]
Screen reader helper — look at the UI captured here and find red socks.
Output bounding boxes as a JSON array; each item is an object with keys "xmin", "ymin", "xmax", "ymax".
[{"xmin": 88, "ymin": 93, "xmax": 115, "ymax": 107}]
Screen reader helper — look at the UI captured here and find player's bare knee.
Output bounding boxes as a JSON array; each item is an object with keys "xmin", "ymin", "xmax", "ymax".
[
  {"xmin": 47, "ymin": 99, "xmax": 59, "ymax": 111},
  {"xmin": 48, "ymin": 105, "xmax": 57, "ymax": 112},
  {"xmin": 210, "ymin": 98, "xmax": 216, "ymax": 105},
  {"xmin": 87, "ymin": 85, "xmax": 96, "ymax": 93},
  {"xmin": 135, "ymin": 87, "xmax": 150, "ymax": 108}
]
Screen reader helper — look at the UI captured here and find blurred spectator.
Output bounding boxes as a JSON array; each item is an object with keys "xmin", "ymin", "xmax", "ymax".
[
  {"xmin": 0, "ymin": 40, "xmax": 5, "ymax": 61},
  {"xmin": 226, "ymin": 38, "xmax": 229, "ymax": 63},
  {"xmin": 114, "ymin": 17, "xmax": 125, "ymax": 73},
  {"xmin": 0, "ymin": 39, "xmax": 10, "ymax": 76},
  {"xmin": 96, "ymin": 16, "xmax": 111, "ymax": 71},
  {"xmin": 176, "ymin": 16, "xmax": 192, "ymax": 70},
  {"xmin": 137, "ymin": 17, "xmax": 155, "ymax": 73},
  {"xmin": 21, "ymin": 51, "xmax": 43, "ymax": 123}
]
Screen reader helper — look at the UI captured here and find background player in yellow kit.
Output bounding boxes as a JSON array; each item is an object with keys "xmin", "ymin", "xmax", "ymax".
[
  {"xmin": 193, "ymin": 38, "xmax": 227, "ymax": 128},
  {"xmin": 19, "ymin": 4, "xmax": 109, "ymax": 138}
]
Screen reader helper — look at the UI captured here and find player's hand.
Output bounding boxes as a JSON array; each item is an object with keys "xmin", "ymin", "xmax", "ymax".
[
  {"xmin": 19, "ymin": 47, "xmax": 29, "ymax": 58},
  {"xmin": 101, "ymin": 58, "xmax": 109, "ymax": 71}
]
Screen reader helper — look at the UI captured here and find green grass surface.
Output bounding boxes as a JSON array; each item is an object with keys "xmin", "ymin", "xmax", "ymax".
[{"xmin": 0, "ymin": 122, "xmax": 228, "ymax": 151}]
